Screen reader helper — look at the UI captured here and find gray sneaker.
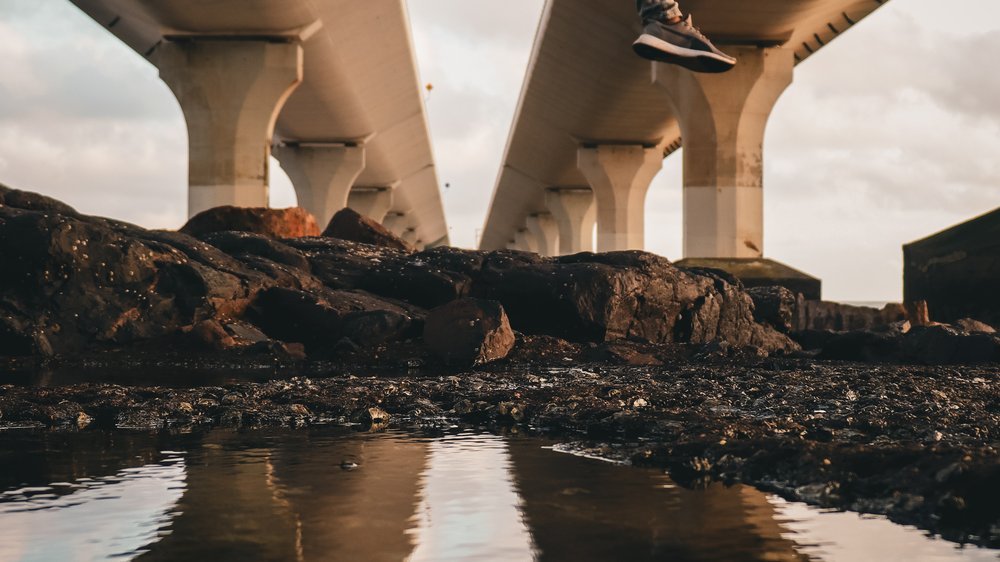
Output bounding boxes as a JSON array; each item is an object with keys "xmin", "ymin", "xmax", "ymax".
[{"xmin": 632, "ymin": 15, "xmax": 736, "ymax": 73}]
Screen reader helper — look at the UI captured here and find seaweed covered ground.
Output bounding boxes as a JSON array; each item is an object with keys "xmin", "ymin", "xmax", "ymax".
[{"xmin": 1, "ymin": 350, "xmax": 997, "ymax": 548}]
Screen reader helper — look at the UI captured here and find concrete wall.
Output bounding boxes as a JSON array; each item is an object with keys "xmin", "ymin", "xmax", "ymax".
[{"xmin": 904, "ymin": 207, "xmax": 1000, "ymax": 326}]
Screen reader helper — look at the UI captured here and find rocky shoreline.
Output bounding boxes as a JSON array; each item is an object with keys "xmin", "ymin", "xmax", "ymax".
[
  {"xmin": 1, "ymin": 353, "xmax": 997, "ymax": 548},
  {"xmin": 1, "ymin": 184, "xmax": 999, "ymax": 547}
]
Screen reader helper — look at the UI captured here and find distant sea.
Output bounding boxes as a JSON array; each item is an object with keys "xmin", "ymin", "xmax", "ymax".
[{"xmin": 841, "ymin": 301, "xmax": 894, "ymax": 309}]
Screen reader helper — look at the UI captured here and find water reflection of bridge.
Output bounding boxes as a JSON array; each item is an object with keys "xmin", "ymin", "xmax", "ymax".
[{"xmin": 129, "ymin": 430, "xmax": 807, "ymax": 561}]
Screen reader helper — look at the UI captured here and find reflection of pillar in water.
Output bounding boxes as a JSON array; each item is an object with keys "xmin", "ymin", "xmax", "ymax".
[
  {"xmin": 408, "ymin": 434, "xmax": 535, "ymax": 561},
  {"xmin": 505, "ymin": 439, "xmax": 807, "ymax": 561},
  {"xmin": 140, "ymin": 429, "xmax": 430, "ymax": 561},
  {"xmin": 138, "ymin": 431, "xmax": 303, "ymax": 561},
  {"xmin": 269, "ymin": 431, "xmax": 429, "ymax": 560}
]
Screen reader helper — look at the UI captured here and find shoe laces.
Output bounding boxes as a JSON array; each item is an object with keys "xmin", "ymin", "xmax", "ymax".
[{"xmin": 678, "ymin": 14, "xmax": 709, "ymax": 41}]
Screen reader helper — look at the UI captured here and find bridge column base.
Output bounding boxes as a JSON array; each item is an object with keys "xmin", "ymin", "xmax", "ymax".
[
  {"xmin": 401, "ymin": 228, "xmax": 423, "ymax": 250},
  {"xmin": 653, "ymin": 46, "xmax": 793, "ymax": 259},
  {"xmin": 676, "ymin": 257, "xmax": 821, "ymax": 300},
  {"xmin": 155, "ymin": 40, "xmax": 303, "ymax": 218},
  {"xmin": 382, "ymin": 212, "xmax": 408, "ymax": 235},
  {"xmin": 273, "ymin": 144, "xmax": 366, "ymax": 229},
  {"xmin": 347, "ymin": 187, "xmax": 394, "ymax": 223},
  {"xmin": 545, "ymin": 188, "xmax": 596, "ymax": 255},
  {"xmin": 515, "ymin": 229, "xmax": 539, "ymax": 254},
  {"xmin": 577, "ymin": 145, "xmax": 662, "ymax": 252},
  {"xmin": 526, "ymin": 213, "xmax": 559, "ymax": 257}
]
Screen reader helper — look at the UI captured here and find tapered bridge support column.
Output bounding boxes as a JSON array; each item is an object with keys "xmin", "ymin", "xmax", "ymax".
[
  {"xmin": 526, "ymin": 214, "xmax": 559, "ymax": 257},
  {"xmin": 514, "ymin": 229, "xmax": 538, "ymax": 254},
  {"xmin": 653, "ymin": 46, "xmax": 793, "ymax": 258},
  {"xmin": 382, "ymin": 212, "xmax": 407, "ymax": 235},
  {"xmin": 577, "ymin": 145, "xmax": 662, "ymax": 252},
  {"xmin": 402, "ymin": 228, "xmax": 419, "ymax": 246},
  {"xmin": 273, "ymin": 144, "xmax": 366, "ymax": 228},
  {"xmin": 155, "ymin": 39, "xmax": 304, "ymax": 218},
  {"xmin": 347, "ymin": 187, "xmax": 393, "ymax": 223},
  {"xmin": 545, "ymin": 188, "xmax": 596, "ymax": 255}
]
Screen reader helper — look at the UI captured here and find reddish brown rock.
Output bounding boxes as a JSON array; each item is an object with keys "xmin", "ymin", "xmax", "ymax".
[
  {"xmin": 322, "ymin": 208, "xmax": 412, "ymax": 252},
  {"xmin": 180, "ymin": 206, "xmax": 320, "ymax": 239},
  {"xmin": 424, "ymin": 298, "xmax": 515, "ymax": 366}
]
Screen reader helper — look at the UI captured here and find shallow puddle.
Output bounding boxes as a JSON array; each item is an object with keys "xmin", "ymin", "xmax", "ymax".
[{"xmin": 0, "ymin": 427, "xmax": 994, "ymax": 561}]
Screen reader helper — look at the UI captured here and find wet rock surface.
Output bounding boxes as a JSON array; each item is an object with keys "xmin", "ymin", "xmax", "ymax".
[
  {"xmin": 424, "ymin": 298, "xmax": 515, "ymax": 366},
  {"xmin": 0, "ymin": 354, "xmax": 997, "ymax": 548}
]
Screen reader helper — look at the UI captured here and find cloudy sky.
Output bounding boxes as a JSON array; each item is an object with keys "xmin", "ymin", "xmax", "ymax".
[{"xmin": 0, "ymin": 0, "xmax": 998, "ymax": 302}]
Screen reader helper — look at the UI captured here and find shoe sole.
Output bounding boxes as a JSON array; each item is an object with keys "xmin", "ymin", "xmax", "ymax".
[{"xmin": 632, "ymin": 34, "xmax": 736, "ymax": 74}]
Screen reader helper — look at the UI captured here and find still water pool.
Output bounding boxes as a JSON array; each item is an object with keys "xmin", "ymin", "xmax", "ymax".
[{"xmin": 0, "ymin": 427, "xmax": 995, "ymax": 562}]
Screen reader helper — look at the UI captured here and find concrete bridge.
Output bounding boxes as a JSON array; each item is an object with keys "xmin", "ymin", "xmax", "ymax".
[
  {"xmin": 69, "ymin": 0, "xmax": 449, "ymax": 249},
  {"xmin": 479, "ymin": 0, "xmax": 892, "ymax": 296}
]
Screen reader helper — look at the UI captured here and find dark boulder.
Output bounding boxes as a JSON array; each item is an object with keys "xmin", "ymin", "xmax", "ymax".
[
  {"xmin": 424, "ymin": 298, "xmax": 515, "ymax": 366},
  {"xmin": 0, "ymin": 183, "xmax": 79, "ymax": 216},
  {"xmin": 200, "ymin": 231, "xmax": 311, "ymax": 271},
  {"xmin": 366, "ymin": 246, "xmax": 485, "ymax": 308},
  {"xmin": 341, "ymin": 309, "xmax": 415, "ymax": 348},
  {"xmin": 954, "ymin": 318, "xmax": 996, "ymax": 334},
  {"xmin": 477, "ymin": 251, "xmax": 798, "ymax": 354},
  {"xmin": 197, "ymin": 231, "xmax": 325, "ymax": 291},
  {"xmin": 246, "ymin": 288, "xmax": 342, "ymax": 350},
  {"xmin": 0, "ymin": 312, "xmax": 51, "ymax": 356},
  {"xmin": 180, "ymin": 206, "xmax": 320, "ymax": 239},
  {"xmin": 322, "ymin": 208, "xmax": 412, "ymax": 251},
  {"xmin": 818, "ymin": 325, "xmax": 999, "ymax": 365},
  {"xmin": 817, "ymin": 331, "xmax": 902, "ymax": 363},
  {"xmin": 0, "ymin": 205, "xmax": 272, "ymax": 354},
  {"xmin": 248, "ymin": 287, "xmax": 421, "ymax": 352},
  {"xmin": 900, "ymin": 325, "xmax": 997, "ymax": 365},
  {"xmin": 747, "ymin": 286, "xmax": 798, "ymax": 333},
  {"xmin": 283, "ymin": 237, "xmax": 406, "ymax": 291}
]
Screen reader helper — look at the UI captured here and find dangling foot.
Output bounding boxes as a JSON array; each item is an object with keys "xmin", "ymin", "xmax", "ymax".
[{"xmin": 633, "ymin": 14, "xmax": 736, "ymax": 73}]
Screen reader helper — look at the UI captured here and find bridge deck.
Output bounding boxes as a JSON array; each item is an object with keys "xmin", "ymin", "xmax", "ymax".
[{"xmin": 479, "ymin": 0, "xmax": 889, "ymax": 250}]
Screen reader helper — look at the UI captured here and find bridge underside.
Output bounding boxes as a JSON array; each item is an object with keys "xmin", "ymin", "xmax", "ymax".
[
  {"xmin": 480, "ymin": 0, "xmax": 889, "ymax": 268},
  {"xmin": 70, "ymin": 0, "xmax": 448, "ymax": 248}
]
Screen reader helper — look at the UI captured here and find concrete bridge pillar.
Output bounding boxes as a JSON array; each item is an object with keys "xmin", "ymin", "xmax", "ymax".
[
  {"xmin": 653, "ymin": 46, "xmax": 793, "ymax": 259},
  {"xmin": 545, "ymin": 188, "xmax": 596, "ymax": 255},
  {"xmin": 272, "ymin": 144, "xmax": 366, "ymax": 228},
  {"xmin": 382, "ymin": 212, "xmax": 407, "ymax": 235},
  {"xmin": 526, "ymin": 214, "xmax": 559, "ymax": 257},
  {"xmin": 155, "ymin": 40, "xmax": 304, "ymax": 218},
  {"xmin": 347, "ymin": 187, "xmax": 393, "ymax": 223},
  {"xmin": 577, "ymin": 145, "xmax": 662, "ymax": 252},
  {"xmin": 515, "ymin": 229, "xmax": 539, "ymax": 254}
]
